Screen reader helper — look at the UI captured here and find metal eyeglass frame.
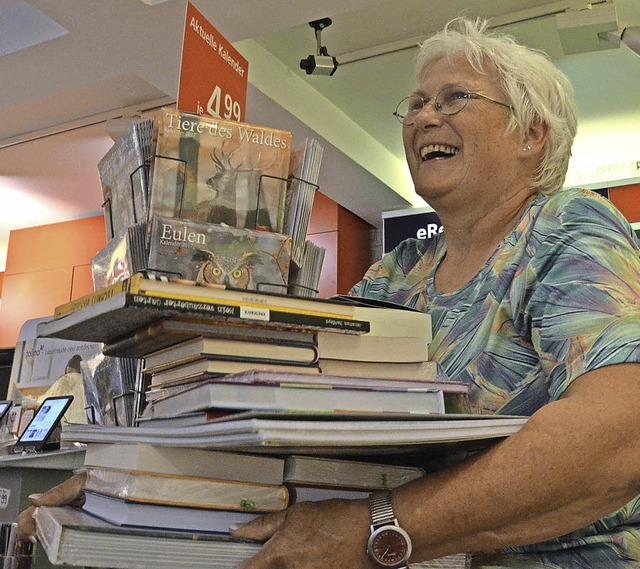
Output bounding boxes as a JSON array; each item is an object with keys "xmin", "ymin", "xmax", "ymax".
[{"xmin": 393, "ymin": 84, "xmax": 513, "ymax": 125}]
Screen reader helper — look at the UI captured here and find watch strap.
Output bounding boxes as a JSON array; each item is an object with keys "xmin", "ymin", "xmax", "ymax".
[{"xmin": 369, "ymin": 490, "xmax": 397, "ymax": 528}]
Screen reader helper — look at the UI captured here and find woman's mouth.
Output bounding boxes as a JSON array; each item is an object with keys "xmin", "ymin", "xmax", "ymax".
[{"xmin": 420, "ymin": 144, "xmax": 459, "ymax": 161}]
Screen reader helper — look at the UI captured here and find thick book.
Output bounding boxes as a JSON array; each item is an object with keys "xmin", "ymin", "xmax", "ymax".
[
  {"xmin": 143, "ymin": 335, "xmax": 319, "ymax": 371},
  {"xmin": 38, "ymin": 293, "xmax": 369, "ymax": 347},
  {"xmin": 148, "ymin": 358, "xmax": 321, "ymax": 386},
  {"xmin": 147, "ymin": 215, "xmax": 291, "ymax": 291},
  {"xmin": 148, "ymin": 378, "xmax": 446, "ymax": 417},
  {"xmin": 35, "ymin": 505, "xmax": 262, "ymax": 569},
  {"xmin": 84, "ymin": 467, "xmax": 289, "ymax": 512},
  {"xmin": 53, "ymin": 272, "xmax": 358, "ymax": 320},
  {"xmin": 148, "ymin": 108, "xmax": 292, "ymax": 233},
  {"xmin": 318, "ymin": 333, "xmax": 430, "ymax": 363},
  {"xmin": 83, "ymin": 443, "xmax": 285, "ymax": 485},
  {"xmin": 102, "ymin": 317, "xmax": 317, "ymax": 358},
  {"xmin": 38, "ymin": 273, "xmax": 371, "ymax": 344},
  {"xmin": 61, "ymin": 412, "xmax": 529, "ymax": 455},
  {"xmin": 318, "ymin": 296, "xmax": 432, "ymax": 362},
  {"xmin": 82, "ymin": 491, "xmax": 259, "ymax": 533},
  {"xmin": 283, "ymin": 455, "xmax": 426, "ymax": 490}
]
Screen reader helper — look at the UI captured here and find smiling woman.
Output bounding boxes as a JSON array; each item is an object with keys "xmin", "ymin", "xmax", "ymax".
[{"xmin": 230, "ymin": 17, "xmax": 640, "ymax": 569}]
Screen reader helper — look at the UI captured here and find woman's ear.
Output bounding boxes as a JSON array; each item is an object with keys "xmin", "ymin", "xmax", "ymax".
[{"xmin": 520, "ymin": 121, "xmax": 549, "ymax": 156}]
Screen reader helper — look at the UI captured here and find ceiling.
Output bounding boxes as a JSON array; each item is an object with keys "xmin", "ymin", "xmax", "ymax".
[{"xmin": 1, "ymin": 0, "xmax": 640, "ymax": 273}]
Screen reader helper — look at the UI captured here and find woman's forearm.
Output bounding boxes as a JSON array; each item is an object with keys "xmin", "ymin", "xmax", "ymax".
[{"xmin": 395, "ymin": 365, "xmax": 640, "ymax": 561}]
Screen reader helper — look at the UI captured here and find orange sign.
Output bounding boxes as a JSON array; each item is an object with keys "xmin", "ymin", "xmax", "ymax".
[{"xmin": 177, "ymin": 2, "xmax": 249, "ymax": 122}]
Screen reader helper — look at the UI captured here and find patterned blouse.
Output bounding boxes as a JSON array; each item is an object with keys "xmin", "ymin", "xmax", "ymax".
[{"xmin": 351, "ymin": 188, "xmax": 640, "ymax": 567}]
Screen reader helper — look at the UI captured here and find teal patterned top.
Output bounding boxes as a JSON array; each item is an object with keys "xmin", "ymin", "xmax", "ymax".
[{"xmin": 351, "ymin": 188, "xmax": 640, "ymax": 567}]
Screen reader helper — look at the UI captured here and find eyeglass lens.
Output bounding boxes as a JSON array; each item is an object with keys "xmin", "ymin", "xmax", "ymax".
[{"xmin": 395, "ymin": 86, "xmax": 471, "ymax": 124}]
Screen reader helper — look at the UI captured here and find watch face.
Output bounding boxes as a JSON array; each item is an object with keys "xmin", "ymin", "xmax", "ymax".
[{"xmin": 369, "ymin": 527, "xmax": 410, "ymax": 567}]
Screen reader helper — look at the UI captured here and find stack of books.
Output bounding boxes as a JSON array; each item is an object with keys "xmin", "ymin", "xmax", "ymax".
[
  {"xmin": 317, "ymin": 295, "xmax": 437, "ymax": 379},
  {"xmin": 35, "ymin": 442, "xmax": 484, "ymax": 568},
  {"xmin": 142, "ymin": 331, "xmax": 321, "ymax": 405},
  {"xmin": 80, "ymin": 444, "xmax": 287, "ymax": 533},
  {"xmin": 38, "ymin": 273, "xmax": 473, "ymax": 417},
  {"xmin": 33, "ymin": 276, "xmax": 529, "ymax": 569}
]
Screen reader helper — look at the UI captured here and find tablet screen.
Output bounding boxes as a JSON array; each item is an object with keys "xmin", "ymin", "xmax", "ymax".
[{"xmin": 14, "ymin": 396, "xmax": 73, "ymax": 451}]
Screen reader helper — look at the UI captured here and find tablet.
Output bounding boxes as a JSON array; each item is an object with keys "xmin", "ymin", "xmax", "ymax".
[{"xmin": 13, "ymin": 395, "xmax": 73, "ymax": 453}]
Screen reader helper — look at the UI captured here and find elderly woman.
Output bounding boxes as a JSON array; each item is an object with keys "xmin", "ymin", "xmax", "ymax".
[
  {"xmin": 20, "ymin": 17, "xmax": 640, "ymax": 569},
  {"xmin": 230, "ymin": 17, "xmax": 640, "ymax": 569}
]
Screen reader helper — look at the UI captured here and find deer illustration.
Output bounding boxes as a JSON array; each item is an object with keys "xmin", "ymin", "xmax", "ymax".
[{"xmin": 200, "ymin": 141, "xmax": 279, "ymax": 230}]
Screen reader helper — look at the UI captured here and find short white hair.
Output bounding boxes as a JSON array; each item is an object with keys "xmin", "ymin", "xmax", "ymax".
[{"xmin": 415, "ymin": 18, "xmax": 578, "ymax": 195}]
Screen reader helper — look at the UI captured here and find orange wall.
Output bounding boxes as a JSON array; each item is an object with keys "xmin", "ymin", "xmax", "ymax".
[
  {"xmin": 608, "ymin": 183, "xmax": 640, "ymax": 223},
  {"xmin": 308, "ymin": 192, "xmax": 372, "ymax": 297},
  {"xmin": 0, "ymin": 216, "xmax": 106, "ymax": 348}
]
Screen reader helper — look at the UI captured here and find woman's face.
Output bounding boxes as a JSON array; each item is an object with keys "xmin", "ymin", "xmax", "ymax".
[{"xmin": 402, "ymin": 56, "xmax": 521, "ymax": 206}]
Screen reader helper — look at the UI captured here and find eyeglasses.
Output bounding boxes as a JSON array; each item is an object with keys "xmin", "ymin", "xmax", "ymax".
[{"xmin": 393, "ymin": 84, "xmax": 513, "ymax": 125}]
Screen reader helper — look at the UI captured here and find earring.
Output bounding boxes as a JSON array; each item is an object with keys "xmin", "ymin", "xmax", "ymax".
[{"xmin": 523, "ymin": 145, "xmax": 532, "ymax": 152}]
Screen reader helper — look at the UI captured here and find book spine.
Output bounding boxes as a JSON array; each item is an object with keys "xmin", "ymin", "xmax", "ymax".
[
  {"xmin": 54, "ymin": 274, "xmax": 142, "ymax": 318},
  {"xmin": 126, "ymin": 293, "xmax": 370, "ymax": 334}
]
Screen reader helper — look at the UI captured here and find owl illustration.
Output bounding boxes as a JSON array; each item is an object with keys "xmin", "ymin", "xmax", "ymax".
[{"xmin": 193, "ymin": 249, "xmax": 261, "ymax": 289}]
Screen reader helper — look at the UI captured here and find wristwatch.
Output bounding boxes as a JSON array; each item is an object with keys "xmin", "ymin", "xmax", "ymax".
[{"xmin": 367, "ymin": 491, "xmax": 412, "ymax": 569}]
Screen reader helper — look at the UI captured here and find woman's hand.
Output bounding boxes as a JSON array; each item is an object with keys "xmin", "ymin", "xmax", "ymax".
[
  {"xmin": 231, "ymin": 498, "xmax": 374, "ymax": 569},
  {"xmin": 17, "ymin": 471, "xmax": 87, "ymax": 542}
]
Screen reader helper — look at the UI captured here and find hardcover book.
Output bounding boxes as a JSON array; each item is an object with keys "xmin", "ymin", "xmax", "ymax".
[
  {"xmin": 169, "ymin": 368, "xmax": 465, "ymax": 393},
  {"xmin": 83, "ymin": 443, "xmax": 285, "ymax": 484},
  {"xmin": 82, "ymin": 491, "xmax": 259, "ymax": 533},
  {"xmin": 287, "ymin": 486, "xmax": 370, "ymax": 503},
  {"xmin": 147, "ymin": 358, "xmax": 321, "ymax": 387},
  {"xmin": 148, "ymin": 108, "xmax": 292, "ymax": 233},
  {"xmin": 147, "ymin": 215, "xmax": 291, "ymax": 292},
  {"xmin": 34, "ymin": 506, "xmax": 262, "ymax": 569},
  {"xmin": 317, "ymin": 359, "xmax": 441, "ymax": 381},
  {"xmin": 283, "ymin": 455, "xmax": 426, "ymax": 490},
  {"xmin": 102, "ymin": 317, "xmax": 317, "ymax": 359},
  {"xmin": 318, "ymin": 295, "xmax": 433, "ymax": 363},
  {"xmin": 37, "ymin": 273, "xmax": 371, "ymax": 345},
  {"xmin": 84, "ymin": 467, "xmax": 289, "ymax": 512},
  {"xmin": 52, "ymin": 272, "xmax": 358, "ymax": 320},
  {"xmin": 143, "ymin": 335, "xmax": 318, "ymax": 372}
]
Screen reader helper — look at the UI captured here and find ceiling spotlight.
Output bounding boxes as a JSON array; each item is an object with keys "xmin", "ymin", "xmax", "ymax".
[
  {"xmin": 300, "ymin": 17, "xmax": 339, "ymax": 76},
  {"xmin": 600, "ymin": 26, "xmax": 640, "ymax": 56}
]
